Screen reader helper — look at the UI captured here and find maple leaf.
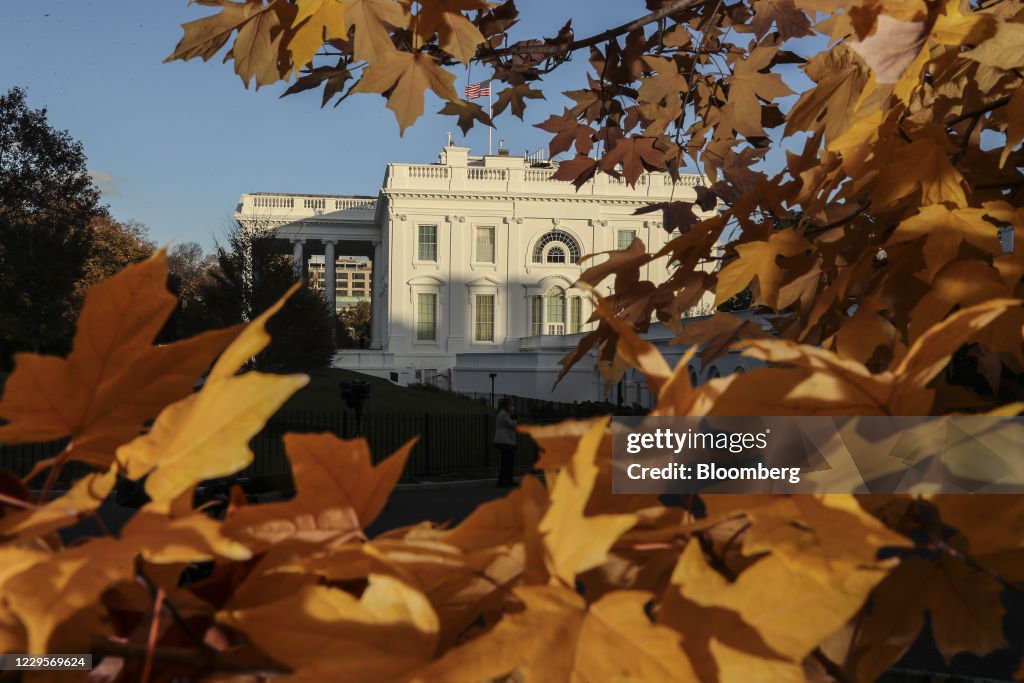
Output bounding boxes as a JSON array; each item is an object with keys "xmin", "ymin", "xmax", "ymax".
[
  {"xmin": 964, "ymin": 21, "xmax": 1024, "ymax": 70},
  {"xmin": 535, "ymin": 112, "xmax": 594, "ymax": 157},
  {"xmin": 419, "ymin": 584, "xmax": 700, "ymax": 682},
  {"xmin": 351, "ymin": 51, "xmax": 460, "ymax": 134},
  {"xmin": 714, "ymin": 229, "xmax": 812, "ymax": 310},
  {"xmin": 539, "ymin": 419, "xmax": 637, "ymax": 586},
  {"xmin": 785, "ymin": 46, "xmax": 869, "ymax": 143},
  {"xmin": 0, "ymin": 468, "xmax": 115, "ymax": 541},
  {"xmin": 749, "ymin": 0, "xmax": 813, "ymax": 40},
  {"xmin": 116, "ymin": 285, "xmax": 308, "ymax": 503},
  {"xmin": 222, "ymin": 574, "xmax": 438, "ymax": 681},
  {"xmin": 659, "ymin": 539, "xmax": 883, "ymax": 680},
  {"xmin": 223, "ymin": 433, "xmax": 414, "ymax": 547},
  {"xmin": 886, "ymin": 204, "xmax": 1002, "ymax": 280},
  {"xmin": 599, "ymin": 134, "xmax": 666, "ymax": 187},
  {"xmin": 635, "ymin": 201, "xmax": 700, "ymax": 233},
  {"xmin": 722, "ymin": 45, "xmax": 794, "ymax": 138},
  {"xmin": 674, "ymin": 313, "xmax": 772, "ymax": 365},
  {"xmin": 850, "ymin": 13, "xmax": 929, "ymax": 84},
  {"xmin": 343, "ymin": 0, "xmax": 410, "ymax": 63},
  {"xmin": 1000, "ymin": 86, "xmax": 1024, "ymax": 168},
  {"xmin": 438, "ymin": 99, "xmax": 492, "ymax": 135},
  {"xmin": 0, "ymin": 251, "xmax": 239, "ymax": 467},
  {"xmin": 167, "ymin": 0, "xmax": 267, "ymax": 63},
  {"xmin": 414, "ymin": 0, "xmax": 489, "ymax": 64},
  {"xmin": 287, "ymin": 0, "xmax": 348, "ymax": 75},
  {"xmin": 846, "ymin": 555, "xmax": 1006, "ymax": 680},
  {"xmin": 492, "ymin": 84, "xmax": 545, "ymax": 120},
  {"xmin": 551, "ymin": 154, "xmax": 599, "ymax": 189},
  {"xmin": 872, "ymin": 127, "xmax": 968, "ymax": 209}
]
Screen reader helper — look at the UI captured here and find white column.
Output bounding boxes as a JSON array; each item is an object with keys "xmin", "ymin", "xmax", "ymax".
[
  {"xmin": 370, "ymin": 239, "xmax": 383, "ymax": 349},
  {"xmin": 324, "ymin": 240, "xmax": 336, "ymax": 313},
  {"xmin": 291, "ymin": 239, "xmax": 304, "ymax": 280}
]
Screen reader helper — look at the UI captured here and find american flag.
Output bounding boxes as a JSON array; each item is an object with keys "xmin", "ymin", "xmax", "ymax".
[{"xmin": 464, "ymin": 80, "xmax": 491, "ymax": 100}]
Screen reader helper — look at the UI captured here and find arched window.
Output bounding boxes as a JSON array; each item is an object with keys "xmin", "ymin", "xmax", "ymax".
[{"xmin": 532, "ymin": 230, "xmax": 581, "ymax": 264}]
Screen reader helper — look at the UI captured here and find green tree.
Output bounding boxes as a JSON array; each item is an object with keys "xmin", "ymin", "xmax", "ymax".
[
  {"xmin": 197, "ymin": 222, "xmax": 336, "ymax": 372},
  {"xmin": 0, "ymin": 86, "xmax": 106, "ymax": 366},
  {"xmin": 337, "ymin": 299, "xmax": 372, "ymax": 349}
]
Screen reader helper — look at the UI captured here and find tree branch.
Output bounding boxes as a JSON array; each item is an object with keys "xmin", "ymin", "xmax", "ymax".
[
  {"xmin": 477, "ymin": 0, "xmax": 709, "ymax": 61},
  {"xmin": 945, "ymin": 95, "xmax": 1012, "ymax": 126}
]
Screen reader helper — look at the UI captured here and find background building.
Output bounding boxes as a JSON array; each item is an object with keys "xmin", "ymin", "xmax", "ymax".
[
  {"xmin": 235, "ymin": 144, "xmax": 726, "ymax": 403},
  {"xmin": 308, "ymin": 255, "xmax": 373, "ymax": 311}
]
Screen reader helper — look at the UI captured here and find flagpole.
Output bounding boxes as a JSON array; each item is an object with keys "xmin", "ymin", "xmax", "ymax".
[{"xmin": 488, "ymin": 83, "xmax": 493, "ymax": 156}]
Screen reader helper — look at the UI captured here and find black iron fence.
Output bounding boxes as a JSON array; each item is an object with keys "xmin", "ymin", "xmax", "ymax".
[
  {"xmin": 458, "ymin": 392, "xmax": 648, "ymax": 420},
  {"xmin": 1, "ymin": 411, "xmax": 562, "ymax": 490}
]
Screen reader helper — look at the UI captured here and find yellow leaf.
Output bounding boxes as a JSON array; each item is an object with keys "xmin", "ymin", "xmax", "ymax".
[
  {"xmin": 223, "ymin": 433, "xmax": 414, "ymax": 546},
  {"xmin": 1001, "ymin": 86, "xmax": 1024, "ymax": 168},
  {"xmin": 351, "ymin": 51, "xmax": 460, "ymax": 133},
  {"xmin": 222, "ymin": 574, "xmax": 438, "ymax": 681},
  {"xmin": 847, "ymin": 555, "xmax": 1006, "ymax": 678},
  {"xmin": 117, "ymin": 287, "xmax": 308, "ymax": 503},
  {"xmin": 674, "ymin": 312, "xmax": 772, "ymax": 366},
  {"xmin": 288, "ymin": 0, "xmax": 348, "ymax": 74},
  {"xmin": 418, "ymin": 584, "xmax": 700, "ymax": 683},
  {"xmin": 887, "ymin": 204, "xmax": 1002, "ymax": 279},
  {"xmin": 872, "ymin": 127, "xmax": 968, "ymax": 209},
  {"xmin": 0, "ymin": 251, "xmax": 240, "ymax": 467},
  {"xmin": 344, "ymin": 0, "xmax": 410, "ymax": 63},
  {"xmin": 715, "ymin": 230, "xmax": 812, "ymax": 310},
  {"xmin": 414, "ymin": 0, "xmax": 489, "ymax": 64},
  {"xmin": 964, "ymin": 21, "xmax": 1024, "ymax": 69},
  {"xmin": 539, "ymin": 419, "xmax": 636, "ymax": 586},
  {"xmin": 0, "ymin": 468, "xmax": 116, "ymax": 541}
]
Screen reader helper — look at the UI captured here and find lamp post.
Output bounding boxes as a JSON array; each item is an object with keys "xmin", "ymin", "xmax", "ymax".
[{"xmin": 489, "ymin": 372, "xmax": 497, "ymax": 408}]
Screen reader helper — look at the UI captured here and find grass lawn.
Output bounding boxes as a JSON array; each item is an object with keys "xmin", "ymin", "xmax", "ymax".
[{"xmin": 282, "ymin": 367, "xmax": 494, "ymax": 415}]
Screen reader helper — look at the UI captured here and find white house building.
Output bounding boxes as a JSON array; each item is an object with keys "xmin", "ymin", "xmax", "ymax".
[{"xmin": 235, "ymin": 143, "xmax": 739, "ymax": 405}]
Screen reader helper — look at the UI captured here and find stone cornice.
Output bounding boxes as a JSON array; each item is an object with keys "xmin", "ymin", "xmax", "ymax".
[{"xmin": 381, "ymin": 190, "xmax": 681, "ymax": 206}]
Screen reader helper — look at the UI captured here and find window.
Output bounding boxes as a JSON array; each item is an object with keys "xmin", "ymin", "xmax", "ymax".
[
  {"xmin": 416, "ymin": 293, "xmax": 437, "ymax": 341},
  {"xmin": 569, "ymin": 297, "xmax": 582, "ymax": 333},
  {"xmin": 475, "ymin": 226, "xmax": 495, "ymax": 263},
  {"xmin": 617, "ymin": 230, "xmax": 637, "ymax": 250},
  {"xmin": 531, "ymin": 296, "xmax": 543, "ymax": 336},
  {"xmin": 352, "ymin": 273, "xmax": 366, "ymax": 280},
  {"xmin": 474, "ymin": 294, "xmax": 495, "ymax": 342},
  {"xmin": 418, "ymin": 225, "xmax": 438, "ymax": 261},
  {"xmin": 546, "ymin": 246, "xmax": 566, "ymax": 264},
  {"xmin": 531, "ymin": 230, "xmax": 582, "ymax": 264},
  {"xmin": 545, "ymin": 288, "xmax": 565, "ymax": 335}
]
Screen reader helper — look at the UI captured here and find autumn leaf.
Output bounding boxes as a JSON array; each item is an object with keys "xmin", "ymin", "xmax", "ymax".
[
  {"xmin": 223, "ymin": 433, "xmax": 414, "ymax": 547},
  {"xmin": 887, "ymin": 204, "xmax": 1002, "ymax": 279},
  {"xmin": 539, "ymin": 419, "xmax": 636, "ymax": 586},
  {"xmin": 116, "ymin": 285, "xmax": 308, "ymax": 503},
  {"xmin": 714, "ymin": 229, "xmax": 811, "ymax": 310},
  {"xmin": 674, "ymin": 312, "xmax": 772, "ymax": 365},
  {"xmin": 492, "ymin": 84, "xmax": 544, "ymax": 120},
  {"xmin": 872, "ymin": 127, "xmax": 968, "ymax": 209},
  {"xmin": 850, "ymin": 14, "xmax": 929, "ymax": 84},
  {"xmin": 0, "ymin": 251, "xmax": 239, "ymax": 467},
  {"xmin": 0, "ymin": 467, "xmax": 116, "ymax": 541},
  {"xmin": 352, "ymin": 51, "xmax": 460, "ymax": 133},
  {"xmin": 414, "ymin": 0, "xmax": 489, "ymax": 64},
  {"xmin": 343, "ymin": 0, "xmax": 410, "ymax": 63},
  {"xmin": 722, "ymin": 45, "xmax": 794, "ymax": 138},
  {"xmin": 964, "ymin": 21, "xmax": 1024, "ymax": 70},
  {"xmin": 846, "ymin": 555, "xmax": 1006, "ymax": 680},
  {"xmin": 551, "ymin": 154, "xmax": 599, "ymax": 189},
  {"xmin": 785, "ymin": 46, "xmax": 869, "ymax": 143},
  {"xmin": 749, "ymin": 0, "xmax": 812, "ymax": 40},
  {"xmin": 222, "ymin": 574, "xmax": 438, "ymax": 681},
  {"xmin": 438, "ymin": 99, "xmax": 493, "ymax": 135},
  {"xmin": 599, "ymin": 134, "xmax": 666, "ymax": 187},
  {"xmin": 419, "ymin": 584, "xmax": 699, "ymax": 682},
  {"xmin": 288, "ymin": 0, "xmax": 348, "ymax": 74}
]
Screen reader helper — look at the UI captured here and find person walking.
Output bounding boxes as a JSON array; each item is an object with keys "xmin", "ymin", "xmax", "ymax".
[{"xmin": 494, "ymin": 398, "xmax": 517, "ymax": 487}]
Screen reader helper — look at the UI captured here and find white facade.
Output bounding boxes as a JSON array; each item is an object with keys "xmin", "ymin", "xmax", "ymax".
[{"xmin": 235, "ymin": 145, "xmax": 723, "ymax": 403}]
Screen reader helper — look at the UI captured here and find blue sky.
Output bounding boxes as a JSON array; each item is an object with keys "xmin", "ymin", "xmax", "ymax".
[{"xmin": 1, "ymin": 1, "xmax": 813, "ymax": 251}]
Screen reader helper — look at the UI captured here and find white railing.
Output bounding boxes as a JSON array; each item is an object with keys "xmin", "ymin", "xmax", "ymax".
[
  {"xmin": 468, "ymin": 168, "xmax": 507, "ymax": 181},
  {"xmin": 525, "ymin": 169, "xmax": 554, "ymax": 182},
  {"xmin": 240, "ymin": 194, "xmax": 377, "ymax": 216},
  {"xmin": 334, "ymin": 198, "xmax": 376, "ymax": 211},
  {"xmin": 253, "ymin": 195, "xmax": 294, "ymax": 208},
  {"xmin": 408, "ymin": 165, "xmax": 450, "ymax": 179}
]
